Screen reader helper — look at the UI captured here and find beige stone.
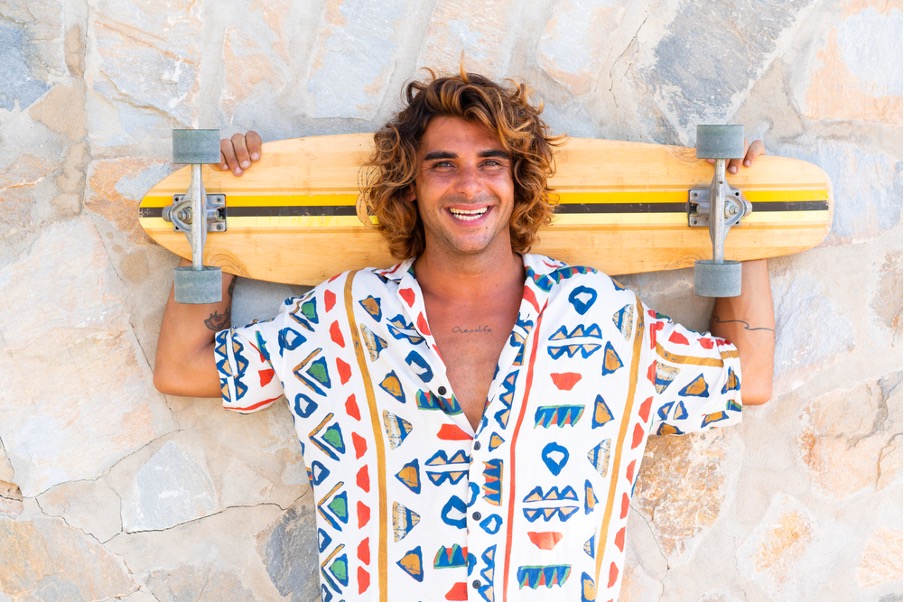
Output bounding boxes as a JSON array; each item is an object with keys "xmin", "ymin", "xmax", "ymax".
[
  {"xmin": 65, "ymin": 25, "xmax": 86, "ymax": 77},
  {"xmin": 417, "ymin": 0, "xmax": 517, "ymax": 76},
  {"xmin": 0, "ymin": 218, "xmax": 176, "ymax": 496},
  {"xmin": 86, "ymin": 158, "xmax": 171, "ymax": 243},
  {"xmin": 618, "ymin": 561, "xmax": 663, "ymax": 601},
  {"xmin": 0, "ymin": 444, "xmax": 13, "ymax": 485},
  {"xmin": 303, "ymin": 0, "xmax": 411, "ymax": 119},
  {"xmin": 0, "ymin": 516, "xmax": 136, "ymax": 599},
  {"xmin": 51, "ymin": 192, "xmax": 82, "ymax": 218},
  {"xmin": 877, "ymin": 433, "xmax": 902, "ymax": 490},
  {"xmin": 38, "ymin": 478, "xmax": 123, "ymax": 542},
  {"xmin": 0, "ymin": 480, "xmax": 24, "ymax": 519},
  {"xmin": 538, "ymin": 1, "xmax": 622, "ymax": 96},
  {"xmin": 752, "ymin": 510, "xmax": 813, "ymax": 576},
  {"xmin": 0, "ymin": 153, "xmax": 52, "ymax": 192},
  {"xmin": 738, "ymin": 494, "xmax": 816, "ymax": 595},
  {"xmin": 83, "ymin": 1, "xmax": 204, "ymax": 149},
  {"xmin": 144, "ymin": 565, "xmax": 258, "ymax": 601},
  {"xmin": 220, "ymin": 28, "xmax": 283, "ymax": 117},
  {"xmin": 28, "ymin": 81, "xmax": 87, "ymax": 139},
  {"xmin": 803, "ymin": 3, "xmax": 903, "ymax": 123},
  {"xmin": 857, "ymin": 528, "xmax": 903, "ymax": 588},
  {"xmin": 105, "ymin": 504, "xmax": 291, "ymax": 600},
  {"xmin": 165, "ymin": 397, "xmax": 309, "ymax": 509},
  {"xmin": 872, "ymin": 250, "xmax": 903, "ymax": 342},
  {"xmin": 633, "ymin": 428, "xmax": 741, "ymax": 561},
  {"xmin": 798, "ymin": 374, "xmax": 902, "ymax": 498}
]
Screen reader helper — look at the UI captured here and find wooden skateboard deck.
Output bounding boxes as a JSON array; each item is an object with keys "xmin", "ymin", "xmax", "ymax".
[{"xmin": 139, "ymin": 134, "xmax": 832, "ymax": 285}]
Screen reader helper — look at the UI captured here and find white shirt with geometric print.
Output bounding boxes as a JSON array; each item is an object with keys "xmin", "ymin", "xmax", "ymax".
[{"xmin": 215, "ymin": 254, "xmax": 743, "ymax": 602}]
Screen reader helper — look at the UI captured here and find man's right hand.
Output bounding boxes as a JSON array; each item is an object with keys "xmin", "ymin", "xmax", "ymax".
[{"xmin": 218, "ymin": 131, "xmax": 262, "ymax": 176}]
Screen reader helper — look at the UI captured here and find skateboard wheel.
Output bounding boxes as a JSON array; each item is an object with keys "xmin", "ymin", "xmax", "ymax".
[
  {"xmin": 695, "ymin": 125, "xmax": 745, "ymax": 159},
  {"xmin": 174, "ymin": 266, "xmax": 222, "ymax": 304},
  {"xmin": 694, "ymin": 260, "xmax": 742, "ymax": 297},
  {"xmin": 173, "ymin": 129, "xmax": 221, "ymax": 164}
]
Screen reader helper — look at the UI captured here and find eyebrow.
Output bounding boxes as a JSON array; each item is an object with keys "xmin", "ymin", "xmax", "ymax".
[{"xmin": 422, "ymin": 149, "xmax": 510, "ymax": 161}]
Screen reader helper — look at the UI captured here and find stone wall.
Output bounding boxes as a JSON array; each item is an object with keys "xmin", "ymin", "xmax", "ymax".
[{"xmin": 0, "ymin": 0, "xmax": 900, "ymax": 600}]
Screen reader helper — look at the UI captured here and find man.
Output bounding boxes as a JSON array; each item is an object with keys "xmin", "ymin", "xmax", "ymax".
[{"xmin": 155, "ymin": 71, "xmax": 774, "ymax": 601}]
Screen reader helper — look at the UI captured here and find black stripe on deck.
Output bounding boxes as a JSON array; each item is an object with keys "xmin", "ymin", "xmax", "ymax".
[
  {"xmin": 140, "ymin": 199, "xmax": 828, "ymax": 219},
  {"xmin": 553, "ymin": 199, "xmax": 829, "ymax": 214}
]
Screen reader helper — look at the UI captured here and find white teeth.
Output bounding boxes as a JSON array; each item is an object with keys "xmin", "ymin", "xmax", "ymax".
[{"xmin": 449, "ymin": 208, "xmax": 487, "ymax": 221}]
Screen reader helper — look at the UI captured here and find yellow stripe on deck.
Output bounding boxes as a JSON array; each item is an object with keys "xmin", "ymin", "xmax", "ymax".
[
  {"xmin": 141, "ymin": 193, "xmax": 360, "ymax": 208},
  {"xmin": 142, "ymin": 188, "xmax": 829, "ymax": 210},
  {"xmin": 554, "ymin": 188, "xmax": 829, "ymax": 204}
]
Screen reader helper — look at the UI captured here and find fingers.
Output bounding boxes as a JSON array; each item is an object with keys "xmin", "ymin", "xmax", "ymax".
[
  {"xmin": 246, "ymin": 130, "xmax": 262, "ymax": 162},
  {"xmin": 728, "ymin": 138, "xmax": 767, "ymax": 174},
  {"xmin": 744, "ymin": 139, "xmax": 766, "ymax": 165},
  {"xmin": 217, "ymin": 131, "xmax": 263, "ymax": 176}
]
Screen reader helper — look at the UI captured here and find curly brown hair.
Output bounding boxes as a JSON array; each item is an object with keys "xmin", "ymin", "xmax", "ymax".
[{"xmin": 358, "ymin": 69, "xmax": 561, "ymax": 260}]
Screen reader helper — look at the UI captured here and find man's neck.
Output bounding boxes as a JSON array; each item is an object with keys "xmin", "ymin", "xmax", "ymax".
[{"xmin": 413, "ymin": 249, "xmax": 525, "ymax": 304}]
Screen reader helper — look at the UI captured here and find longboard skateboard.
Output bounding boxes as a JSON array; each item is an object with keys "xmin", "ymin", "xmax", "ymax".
[{"xmin": 139, "ymin": 132, "xmax": 832, "ymax": 289}]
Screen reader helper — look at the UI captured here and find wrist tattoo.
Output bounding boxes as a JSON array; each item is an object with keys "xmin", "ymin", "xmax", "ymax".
[
  {"xmin": 712, "ymin": 315, "xmax": 775, "ymax": 333},
  {"xmin": 205, "ymin": 309, "xmax": 230, "ymax": 331}
]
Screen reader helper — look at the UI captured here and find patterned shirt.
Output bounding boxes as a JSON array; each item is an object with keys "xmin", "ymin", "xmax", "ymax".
[{"xmin": 215, "ymin": 254, "xmax": 742, "ymax": 602}]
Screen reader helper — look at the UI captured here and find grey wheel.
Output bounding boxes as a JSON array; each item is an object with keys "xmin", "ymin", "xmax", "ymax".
[
  {"xmin": 172, "ymin": 129, "xmax": 221, "ymax": 164},
  {"xmin": 695, "ymin": 125, "xmax": 745, "ymax": 160},
  {"xmin": 174, "ymin": 266, "xmax": 223, "ymax": 304},
  {"xmin": 694, "ymin": 260, "xmax": 742, "ymax": 298}
]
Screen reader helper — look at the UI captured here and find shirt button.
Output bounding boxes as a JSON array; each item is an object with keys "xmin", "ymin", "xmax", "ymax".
[
  {"xmin": 473, "ymin": 441, "xmax": 482, "ymax": 451},
  {"xmin": 472, "ymin": 511, "xmax": 482, "ymax": 520},
  {"xmin": 472, "ymin": 580, "xmax": 481, "ymax": 589},
  {"xmin": 438, "ymin": 386, "xmax": 447, "ymax": 395}
]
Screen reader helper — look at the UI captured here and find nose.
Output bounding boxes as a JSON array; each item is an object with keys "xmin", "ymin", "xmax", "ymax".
[{"xmin": 454, "ymin": 164, "xmax": 483, "ymax": 199}]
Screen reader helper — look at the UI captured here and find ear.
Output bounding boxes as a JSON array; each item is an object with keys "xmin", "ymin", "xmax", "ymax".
[{"xmin": 403, "ymin": 184, "xmax": 416, "ymax": 203}]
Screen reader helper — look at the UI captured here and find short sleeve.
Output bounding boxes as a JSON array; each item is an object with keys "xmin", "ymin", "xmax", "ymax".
[
  {"xmin": 645, "ymin": 308, "xmax": 743, "ymax": 436},
  {"xmin": 215, "ymin": 313, "xmax": 287, "ymax": 414}
]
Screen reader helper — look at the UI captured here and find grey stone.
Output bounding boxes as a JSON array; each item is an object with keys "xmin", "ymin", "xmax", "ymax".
[
  {"xmin": 257, "ymin": 496, "xmax": 320, "ymax": 601},
  {"xmin": 772, "ymin": 266, "xmax": 855, "ymax": 393},
  {"xmin": 645, "ymin": 0, "xmax": 815, "ymax": 130},
  {"xmin": 0, "ymin": 22, "xmax": 50, "ymax": 110},
  {"xmin": 782, "ymin": 140, "xmax": 903, "ymax": 243},
  {"xmin": 837, "ymin": 7, "xmax": 903, "ymax": 95},
  {"xmin": 122, "ymin": 440, "xmax": 218, "ymax": 533}
]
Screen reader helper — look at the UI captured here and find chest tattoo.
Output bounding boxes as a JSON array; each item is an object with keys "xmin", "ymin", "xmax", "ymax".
[{"xmin": 451, "ymin": 325, "xmax": 492, "ymax": 335}]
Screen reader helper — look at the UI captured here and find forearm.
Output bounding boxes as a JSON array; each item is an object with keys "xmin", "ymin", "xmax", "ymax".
[
  {"xmin": 710, "ymin": 259, "xmax": 775, "ymax": 405},
  {"xmin": 154, "ymin": 261, "xmax": 237, "ymax": 397}
]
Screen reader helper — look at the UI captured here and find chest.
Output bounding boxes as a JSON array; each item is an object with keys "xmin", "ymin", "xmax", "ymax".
[{"xmin": 426, "ymin": 303, "xmax": 518, "ymax": 428}]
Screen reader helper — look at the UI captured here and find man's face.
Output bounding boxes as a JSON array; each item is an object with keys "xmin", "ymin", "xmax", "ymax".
[{"xmin": 407, "ymin": 116, "xmax": 516, "ymax": 261}]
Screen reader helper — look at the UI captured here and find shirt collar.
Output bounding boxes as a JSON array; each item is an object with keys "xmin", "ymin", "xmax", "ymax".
[
  {"xmin": 380, "ymin": 253, "xmax": 566, "ymax": 322},
  {"xmin": 377, "ymin": 254, "xmax": 565, "ymax": 283}
]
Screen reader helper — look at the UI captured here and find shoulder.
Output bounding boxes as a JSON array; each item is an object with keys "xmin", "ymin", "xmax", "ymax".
[{"xmin": 276, "ymin": 264, "xmax": 404, "ymax": 316}]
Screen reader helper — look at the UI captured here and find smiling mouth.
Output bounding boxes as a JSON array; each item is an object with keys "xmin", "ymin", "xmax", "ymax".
[{"xmin": 449, "ymin": 207, "xmax": 488, "ymax": 221}]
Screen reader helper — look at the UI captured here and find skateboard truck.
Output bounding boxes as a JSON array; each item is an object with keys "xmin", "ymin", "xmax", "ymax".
[
  {"xmin": 168, "ymin": 129, "xmax": 223, "ymax": 304},
  {"xmin": 688, "ymin": 125, "xmax": 752, "ymax": 297}
]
